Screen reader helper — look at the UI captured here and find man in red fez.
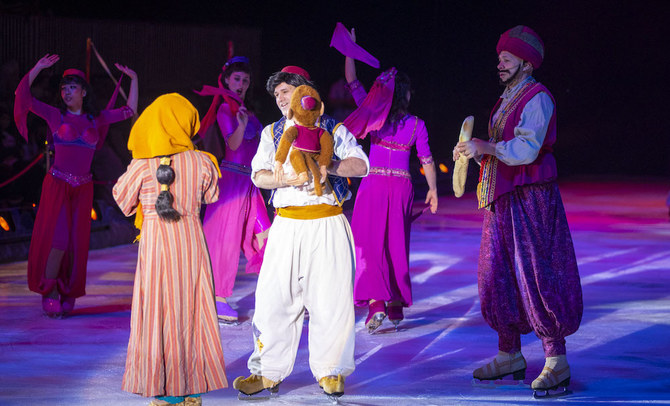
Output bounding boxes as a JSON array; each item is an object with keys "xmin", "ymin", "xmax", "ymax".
[
  {"xmin": 232, "ymin": 66, "xmax": 369, "ymax": 400},
  {"xmin": 454, "ymin": 25, "xmax": 583, "ymax": 398}
]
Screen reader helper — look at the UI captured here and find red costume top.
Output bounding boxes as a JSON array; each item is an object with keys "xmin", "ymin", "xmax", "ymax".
[{"xmin": 15, "ymin": 73, "xmax": 134, "ymax": 176}]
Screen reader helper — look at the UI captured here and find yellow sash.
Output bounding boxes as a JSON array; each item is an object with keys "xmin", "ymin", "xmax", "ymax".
[{"xmin": 277, "ymin": 204, "xmax": 342, "ymax": 219}]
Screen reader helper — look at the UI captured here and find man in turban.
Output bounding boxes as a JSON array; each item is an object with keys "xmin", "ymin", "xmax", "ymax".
[{"xmin": 454, "ymin": 26, "xmax": 583, "ymax": 397}]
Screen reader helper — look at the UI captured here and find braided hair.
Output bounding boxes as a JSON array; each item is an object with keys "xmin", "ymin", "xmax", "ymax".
[{"xmin": 155, "ymin": 156, "xmax": 181, "ymax": 222}]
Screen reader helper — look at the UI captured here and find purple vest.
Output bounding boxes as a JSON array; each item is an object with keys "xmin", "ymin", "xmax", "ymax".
[
  {"xmin": 292, "ymin": 125, "xmax": 324, "ymax": 153},
  {"xmin": 478, "ymin": 80, "xmax": 557, "ymax": 209}
]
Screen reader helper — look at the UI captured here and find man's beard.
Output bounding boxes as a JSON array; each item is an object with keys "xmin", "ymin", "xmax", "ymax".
[{"xmin": 498, "ymin": 64, "xmax": 522, "ymax": 86}]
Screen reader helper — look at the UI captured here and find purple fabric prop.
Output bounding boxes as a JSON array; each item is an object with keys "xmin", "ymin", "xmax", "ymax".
[
  {"xmin": 343, "ymin": 67, "xmax": 396, "ymax": 139},
  {"xmin": 330, "ymin": 22, "xmax": 380, "ymax": 68}
]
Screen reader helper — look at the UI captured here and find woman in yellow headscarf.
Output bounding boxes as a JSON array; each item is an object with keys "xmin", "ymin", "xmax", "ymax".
[{"xmin": 113, "ymin": 93, "xmax": 227, "ymax": 406}]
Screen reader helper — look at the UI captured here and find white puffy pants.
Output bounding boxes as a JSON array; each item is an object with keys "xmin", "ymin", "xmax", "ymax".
[{"xmin": 247, "ymin": 213, "xmax": 356, "ymax": 382}]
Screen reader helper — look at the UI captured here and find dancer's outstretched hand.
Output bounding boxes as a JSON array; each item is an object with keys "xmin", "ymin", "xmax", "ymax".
[
  {"xmin": 347, "ymin": 27, "xmax": 356, "ymax": 43},
  {"xmin": 114, "ymin": 63, "xmax": 137, "ymax": 80},
  {"xmin": 34, "ymin": 54, "xmax": 60, "ymax": 71}
]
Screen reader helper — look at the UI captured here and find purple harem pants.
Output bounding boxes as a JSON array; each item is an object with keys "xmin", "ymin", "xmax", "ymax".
[{"xmin": 478, "ymin": 182, "xmax": 583, "ymax": 357}]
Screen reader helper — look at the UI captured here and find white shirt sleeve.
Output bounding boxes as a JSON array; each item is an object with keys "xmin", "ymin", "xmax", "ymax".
[
  {"xmin": 494, "ymin": 92, "xmax": 554, "ymax": 166},
  {"xmin": 250, "ymin": 123, "xmax": 276, "ymax": 182},
  {"xmin": 332, "ymin": 122, "xmax": 370, "ymax": 176}
]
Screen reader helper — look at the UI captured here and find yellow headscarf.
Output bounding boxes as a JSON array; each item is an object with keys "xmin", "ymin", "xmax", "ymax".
[{"xmin": 127, "ymin": 93, "xmax": 220, "ymax": 236}]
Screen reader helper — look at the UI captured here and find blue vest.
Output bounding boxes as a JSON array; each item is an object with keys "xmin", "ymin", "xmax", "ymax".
[{"xmin": 270, "ymin": 115, "xmax": 349, "ymax": 206}]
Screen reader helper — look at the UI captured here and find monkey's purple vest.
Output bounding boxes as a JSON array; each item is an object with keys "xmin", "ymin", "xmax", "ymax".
[{"xmin": 292, "ymin": 125, "xmax": 325, "ymax": 153}]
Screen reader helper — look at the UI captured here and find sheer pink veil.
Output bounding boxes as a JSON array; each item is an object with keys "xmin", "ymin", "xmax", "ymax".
[{"xmin": 344, "ymin": 67, "xmax": 396, "ymax": 139}]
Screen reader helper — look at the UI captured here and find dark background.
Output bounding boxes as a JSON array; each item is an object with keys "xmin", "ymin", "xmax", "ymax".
[{"xmin": 2, "ymin": 0, "xmax": 669, "ymax": 178}]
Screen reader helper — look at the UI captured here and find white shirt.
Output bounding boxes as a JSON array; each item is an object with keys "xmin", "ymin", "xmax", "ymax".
[
  {"xmin": 251, "ymin": 117, "xmax": 370, "ymax": 208},
  {"xmin": 493, "ymin": 77, "xmax": 555, "ymax": 166}
]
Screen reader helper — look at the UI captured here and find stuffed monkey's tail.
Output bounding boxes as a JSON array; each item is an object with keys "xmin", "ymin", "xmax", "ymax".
[{"xmin": 306, "ymin": 156, "xmax": 323, "ymax": 196}]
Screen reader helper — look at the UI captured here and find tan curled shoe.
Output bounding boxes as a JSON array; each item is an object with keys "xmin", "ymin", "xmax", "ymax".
[
  {"xmin": 473, "ymin": 350, "xmax": 527, "ymax": 381},
  {"xmin": 183, "ymin": 396, "xmax": 202, "ymax": 406},
  {"xmin": 149, "ymin": 399, "xmax": 184, "ymax": 406},
  {"xmin": 532, "ymin": 355, "xmax": 571, "ymax": 398},
  {"xmin": 319, "ymin": 374, "xmax": 345, "ymax": 398},
  {"xmin": 233, "ymin": 374, "xmax": 281, "ymax": 396}
]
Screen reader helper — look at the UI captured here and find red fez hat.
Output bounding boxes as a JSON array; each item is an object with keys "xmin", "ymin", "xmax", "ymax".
[
  {"xmin": 62, "ymin": 68, "xmax": 88, "ymax": 83},
  {"xmin": 281, "ymin": 65, "xmax": 310, "ymax": 80},
  {"xmin": 496, "ymin": 26, "xmax": 544, "ymax": 69}
]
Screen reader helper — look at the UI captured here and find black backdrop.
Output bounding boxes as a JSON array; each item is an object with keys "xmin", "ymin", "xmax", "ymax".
[{"xmin": 3, "ymin": 0, "xmax": 668, "ymax": 177}]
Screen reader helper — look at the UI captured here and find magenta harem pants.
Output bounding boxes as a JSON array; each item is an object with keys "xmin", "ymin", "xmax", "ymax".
[
  {"xmin": 352, "ymin": 174, "xmax": 413, "ymax": 307},
  {"xmin": 27, "ymin": 172, "xmax": 93, "ymax": 298},
  {"xmin": 478, "ymin": 182, "xmax": 583, "ymax": 357}
]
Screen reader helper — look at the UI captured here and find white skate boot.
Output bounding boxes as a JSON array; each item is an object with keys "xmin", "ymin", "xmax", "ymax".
[
  {"xmin": 473, "ymin": 350, "xmax": 527, "ymax": 384},
  {"xmin": 532, "ymin": 355, "xmax": 571, "ymax": 398}
]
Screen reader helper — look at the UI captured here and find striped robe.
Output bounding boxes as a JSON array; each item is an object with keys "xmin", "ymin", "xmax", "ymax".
[{"xmin": 113, "ymin": 150, "xmax": 228, "ymax": 397}]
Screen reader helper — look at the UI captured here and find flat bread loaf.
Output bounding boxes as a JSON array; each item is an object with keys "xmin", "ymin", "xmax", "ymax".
[{"xmin": 453, "ymin": 116, "xmax": 474, "ymax": 198}]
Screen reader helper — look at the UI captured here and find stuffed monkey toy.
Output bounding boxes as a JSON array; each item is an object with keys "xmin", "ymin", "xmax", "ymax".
[{"xmin": 274, "ymin": 85, "xmax": 334, "ymax": 196}]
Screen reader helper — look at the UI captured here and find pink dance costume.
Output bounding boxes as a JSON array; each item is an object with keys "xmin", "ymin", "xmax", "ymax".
[
  {"xmin": 202, "ymin": 102, "xmax": 270, "ymax": 299},
  {"xmin": 348, "ymin": 80, "xmax": 434, "ymax": 308},
  {"xmin": 15, "ymin": 73, "xmax": 133, "ymax": 301}
]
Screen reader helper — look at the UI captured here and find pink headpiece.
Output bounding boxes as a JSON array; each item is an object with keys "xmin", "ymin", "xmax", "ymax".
[
  {"xmin": 281, "ymin": 66, "xmax": 310, "ymax": 80},
  {"xmin": 62, "ymin": 68, "xmax": 88, "ymax": 83},
  {"xmin": 496, "ymin": 25, "xmax": 544, "ymax": 69}
]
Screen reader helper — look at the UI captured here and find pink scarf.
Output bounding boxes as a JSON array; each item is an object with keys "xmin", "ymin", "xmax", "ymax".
[
  {"xmin": 193, "ymin": 78, "xmax": 243, "ymax": 136},
  {"xmin": 343, "ymin": 67, "xmax": 396, "ymax": 139}
]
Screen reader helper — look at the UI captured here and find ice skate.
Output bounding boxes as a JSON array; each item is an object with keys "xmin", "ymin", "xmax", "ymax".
[
  {"xmin": 60, "ymin": 296, "xmax": 75, "ymax": 317},
  {"xmin": 233, "ymin": 374, "xmax": 281, "ymax": 400},
  {"xmin": 183, "ymin": 396, "xmax": 201, "ymax": 405},
  {"xmin": 473, "ymin": 350, "xmax": 527, "ymax": 386},
  {"xmin": 216, "ymin": 298, "xmax": 239, "ymax": 325},
  {"xmin": 149, "ymin": 398, "xmax": 184, "ymax": 406},
  {"xmin": 387, "ymin": 302, "xmax": 404, "ymax": 331},
  {"xmin": 42, "ymin": 296, "xmax": 62, "ymax": 319},
  {"xmin": 319, "ymin": 374, "xmax": 344, "ymax": 402},
  {"xmin": 532, "ymin": 355, "xmax": 571, "ymax": 398},
  {"xmin": 365, "ymin": 300, "xmax": 386, "ymax": 334},
  {"xmin": 41, "ymin": 280, "xmax": 61, "ymax": 318}
]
